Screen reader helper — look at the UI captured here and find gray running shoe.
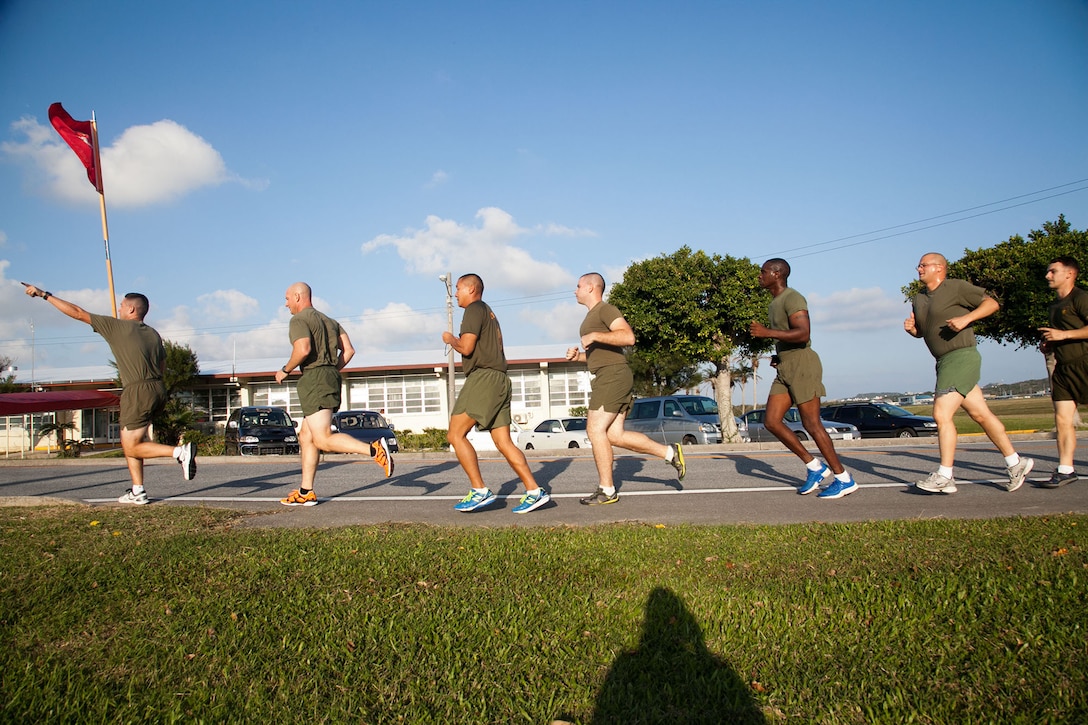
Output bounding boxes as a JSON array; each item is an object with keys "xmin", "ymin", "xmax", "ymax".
[
  {"xmin": 118, "ymin": 489, "xmax": 150, "ymax": 505},
  {"xmin": 915, "ymin": 471, "xmax": 957, "ymax": 494},
  {"xmin": 1004, "ymin": 457, "xmax": 1034, "ymax": 492},
  {"xmin": 579, "ymin": 488, "xmax": 619, "ymax": 505},
  {"xmin": 1039, "ymin": 471, "xmax": 1078, "ymax": 489}
]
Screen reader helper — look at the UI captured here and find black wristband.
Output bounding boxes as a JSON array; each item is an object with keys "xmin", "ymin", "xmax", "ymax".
[
  {"xmin": 281, "ymin": 366, "xmax": 289, "ymax": 374},
  {"xmin": 42, "ymin": 291, "xmax": 52, "ymax": 300}
]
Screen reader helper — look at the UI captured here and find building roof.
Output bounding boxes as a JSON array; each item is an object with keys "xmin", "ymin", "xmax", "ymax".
[
  {"xmin": 15, "ymin": 344, "xmax": 571, "ymax": 386},
  {"xmin": 0, "ymin": 390, "xmax": 120, "ymax": 415}
]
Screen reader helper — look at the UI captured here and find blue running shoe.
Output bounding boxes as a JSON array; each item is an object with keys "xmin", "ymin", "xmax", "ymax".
[
  {"xmin": 799, "ymin": 464, "xmax": 830, "ymax": 495},
  {"xmin": 454, "ymin": 489, "xmax": 497, "ymax": 512},
  {"xmin": 512, "ymin": 488, "xmax": 550, "ymax": 514},
  {"xmin": 817, "ymin": 477, "xmax": 859, "ymax": 500}
]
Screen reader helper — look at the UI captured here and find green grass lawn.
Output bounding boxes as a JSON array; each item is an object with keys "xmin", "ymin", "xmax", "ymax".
[
  {"xmin": 902, "ymin": 397, "xmax": 1061, "ymax": 435},
  {"xmin": 2, "ymin": 507, "xmax": 1085, "ymax": 723}
]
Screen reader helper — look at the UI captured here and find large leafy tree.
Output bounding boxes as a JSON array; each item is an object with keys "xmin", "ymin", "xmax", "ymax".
[
  {"xmin": 902, "ymin": 215, "xmax": 1088, "ymax": 363},
  {"xmin": 607, "ymin": 247, "xmax": 772, "ymax": 441},
  {"xmin": 152, "ymin": 341, "xmax": 201, "ymax": 445}
]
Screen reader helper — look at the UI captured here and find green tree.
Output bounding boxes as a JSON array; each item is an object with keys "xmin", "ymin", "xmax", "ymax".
[
  {"xmin": 0, "ymin": 355, "xmax": 27, "ymax": 393},
  {"xmin": 627, "ymin": 350, "xmax": 706, "ymax": 397},
  {"xmin": 151, "ymin": 341, "xmax": 201, "ymax": 446},
  {"xmin": 607, "ymin": 247, "xmax": 773, "ymax": 441}
]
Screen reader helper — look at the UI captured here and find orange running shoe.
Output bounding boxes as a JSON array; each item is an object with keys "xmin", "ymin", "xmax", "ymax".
[
  {"xmin": 280, "ymin": 489, "xmax": 318, "ymax": 506},
  {"xmin": 372, "ymin": 437, "xmax": 394, "ymax": 477}
]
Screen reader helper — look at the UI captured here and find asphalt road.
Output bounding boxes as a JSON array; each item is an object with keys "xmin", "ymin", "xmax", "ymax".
[{"xmin": 3, "ymin": 434, "xmax": 1086, "ymax": 528}]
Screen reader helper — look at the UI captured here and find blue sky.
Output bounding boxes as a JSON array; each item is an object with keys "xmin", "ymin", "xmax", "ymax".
[{"xmin": 1, "ymin": 0, "xmax": 1086, "ymax": 401}]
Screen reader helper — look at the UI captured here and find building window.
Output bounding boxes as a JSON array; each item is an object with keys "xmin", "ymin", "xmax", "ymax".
[
  {"xmin": 549, "ymin": 369, "xmax": 591, "ymax": 409},
  {"xmin": 348, "ymin": 375, "xmax": 443, "ymax": 414},
  {"xmin": 252, "ymin": 384, "xmax": 301, "ymax": 418},
  {"xmin": 509, "ymin": 369, "xmax": 542, "ymax": 408}
]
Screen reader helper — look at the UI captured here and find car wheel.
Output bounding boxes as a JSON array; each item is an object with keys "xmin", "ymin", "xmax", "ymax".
[
  {"xmin": 796, "ymin": 431, "xmax": 809, "ymax": 441},
  {"xmin": 897, "ymin": 428, "xmax": 916, "ymax": 438},
  {"xmin": 525, "ymin": 443, "xmax": 535, "ymax": 450},
  {"xmin": 683, "ymin": 435, "xmax": 697, "ymax": 445},
  {"xmin": 568, "ymin": 441, "xmax": 579, "ymax": 448}
]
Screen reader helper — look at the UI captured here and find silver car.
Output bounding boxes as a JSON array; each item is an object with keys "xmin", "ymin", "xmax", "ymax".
[
  {"xmin": 625, "ymin": 396, "xmax": 723, "ymax": 445},
  {"xmin": 739, "ymin": 408, "xmax": 860, "ymax": 443}
]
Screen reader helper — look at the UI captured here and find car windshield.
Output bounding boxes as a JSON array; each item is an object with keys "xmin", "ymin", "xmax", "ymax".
[
  {"xmin": 338, "ymin": 413, "xmax": 384, "ymax": 429},
  {"xmin": 874, "ymin": 403, "xmax": 914, "ymax": 417},
  {"xmin": 563, "ymin": 418, "xmax": 587, "ymax": 431},
  {"xmin": 244, "ymin": 410, "xmax": 291, "ymax": 427},
  {"xmin": 784, "ymin": 409, "xmax": 802, "ymax": 423},
  {"xmin": 678, "ymin": 397, "xmax": 718, "ymax": 415}
]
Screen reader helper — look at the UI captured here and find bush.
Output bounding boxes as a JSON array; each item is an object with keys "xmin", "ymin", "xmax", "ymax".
[
  {"xmin": 183, "ymin": 429, "xmax": 225, "ymax": 457},
  {"xmin": 397, "ymin": 427, "xmax": 449, "ymax": 451}
]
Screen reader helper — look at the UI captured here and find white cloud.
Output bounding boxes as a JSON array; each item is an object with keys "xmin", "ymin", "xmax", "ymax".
[
  {"xmin": 361, "ymin": 207, "xmax": 579, "ymax": 293},
  {"xmin": 0, "ymin": 230, "xmax": 7, "ymax": 247},
  {"xmin": 807, "ymin": 287, "xmax": 911, "ymax": 332},
  {"xmin": 424, "ymin": 170, "xmax": 449, "ymax": 188},
  {"xmin": 2, "ymin": 115, "xmax": 255, "ymax": 208},
  {"xmin": 193, "ymin": 289, "xmax": 261, "ymax": 324},
  {"xmin": 519, "ymin": 300, "xmax": 585, "ymax": 346}
]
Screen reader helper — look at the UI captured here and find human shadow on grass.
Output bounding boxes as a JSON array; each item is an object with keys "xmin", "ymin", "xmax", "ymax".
[{"xmin": 587, "ymin": 587, "xmax": 764, "ymax": 725}]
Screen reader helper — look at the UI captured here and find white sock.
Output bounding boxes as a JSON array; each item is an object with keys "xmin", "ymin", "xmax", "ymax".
[
  {"xmin": 664, "ymin": 447, "xmax": 675, "ymax": 462},
  {"xmin": 132, "ymin": 485, "xmax": 145, "ymax": 495},
  {"xmin": 1004, "ymin": 453, "xmax": 1020, "ymax": 468},
  {"xmin": 835, "ymin": 471, "xmax": 852, "ymax": 483},
  {"xmin": 172, "ymin": 446, "xmax": 182, "ymax": 459},
  {"xmin": 806, "ymin": 459, "xmax": 824, "ymax": 472},
  {"xmin": 601, "ymin": 486, "xmax": 616, "ymax": 496},
  {"xmin": 474, "ymin": 487, "xmax": 489, "ymax": 494},
  {"xmin": 1058, "ymin": 465, "xmax": 1075, "ymax": 474},
  {"xmin": 938, "ymin": 465, "xmax": 954, "ymax": 479}
]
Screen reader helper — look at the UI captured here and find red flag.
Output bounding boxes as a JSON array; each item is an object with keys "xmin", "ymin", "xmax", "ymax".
[{"xmin": 48, "ymin": 102, "xmax": 101, "ymax": 192}]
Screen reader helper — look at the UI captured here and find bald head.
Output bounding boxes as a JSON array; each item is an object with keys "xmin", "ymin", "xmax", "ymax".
[{"xmin": 284, "ymin": 282, "xmax": 314, "ymax": 314}]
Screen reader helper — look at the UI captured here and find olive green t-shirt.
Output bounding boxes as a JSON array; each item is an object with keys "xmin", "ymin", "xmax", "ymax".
[
  {"xmin": 768, "ymin": 287, "xmax": 811, "ymax": 356},
  {"xmin": 911, "ymin": 278, "xmax": 987, "ymax": 359},
  {"xmin": 1049, "ymin": 286, "xmax": 1088, "ymax": 366},
  {"xmin": 459, "ymin": 300, "xmax": 507, "ymax": 376},
  {"xmin": 580, "ymin": 302, "xmax": 627, "ymax": 373},
  {"xmin": 89, "ymin": 313, "xmax": 164, "ymax": 387},
  {"xmin": 289, "ymin": 307, "xmax": 343, "ymax": 370}
]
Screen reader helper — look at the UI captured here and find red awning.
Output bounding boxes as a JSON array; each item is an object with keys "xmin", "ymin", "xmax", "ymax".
[{"xmin": 0, "ymin": 391, "xmax": 121, "ymax": 416}]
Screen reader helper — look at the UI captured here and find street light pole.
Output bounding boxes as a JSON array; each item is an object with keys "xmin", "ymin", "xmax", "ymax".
[{"xmin": 440, "ymin": 273, "xmax": 456, "ymax": 412}]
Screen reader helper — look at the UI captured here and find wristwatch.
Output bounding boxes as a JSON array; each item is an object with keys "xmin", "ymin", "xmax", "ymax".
[
  {"xmin": 281, "ymin": 366, "xmax": 289, "ymax": 374},
  {"xmin": 42, "ymin": 291, "xmax": 52, "ymax": 300}
]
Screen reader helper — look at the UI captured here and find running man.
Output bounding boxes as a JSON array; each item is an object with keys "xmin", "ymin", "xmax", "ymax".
[
  {"xmin": 275, "ymin": 282, "xmax": 393, "ymax": 506},
  {"xmin": 749, "ymin": 259, "xmax": 858, "ymax": 499},
  {"xmin": 568, "ymin": 272, "xmax": 685, "ymax": 505},
  {"xmin": 1038, "ymin": 255, "xmax": 1088, "ymax": 488},
  {"xmin": 23, "ymin": 283, "xmax": 195, "ymax": 504},
  {"xmin": 904, "ymin": 253, "xmax": 1033, "ymax": 493},
  {"xmin": 443, "ymin": 274, "xmax": 550, "ymax": 514}
]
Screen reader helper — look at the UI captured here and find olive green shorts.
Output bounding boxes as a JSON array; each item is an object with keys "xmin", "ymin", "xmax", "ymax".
[
  {"xmin": 120, "ymin": 380, "xmax": 167, "ymax": 431},
  {"xmin": 589, "ymin": 364, "xmax": 634, "ymax": 414},
  {"xmin": 452, "ymin": 367, "xmax": 512, "ymax": 430},
  {"xmin": 934, "ymin": 347, "xmax": 981, "ymax": 397},
  {"xmin": 1052, "ymin": 355, "xmax": 1088, "ymax": 405},
  {"xmin": 297, "ymin": 366, "xmax": 343, "ymax": 417},
  {"xmin": 768, "ymin": 348, "xmax": 826, "ymax": 405}
]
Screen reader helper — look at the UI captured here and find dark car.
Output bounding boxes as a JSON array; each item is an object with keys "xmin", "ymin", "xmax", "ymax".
[
  {"xmin": 224, "ymin": 406, "xmax": 299, "ymax": 456},
  {"xmin": 331, "ymin": 410, "xmax": 399, "ymax": 452},
  {"xmin": 740, "ymin": 408, "xmax": 860, "ymax": 443},
  {"xmin": 821, "ymin": 402, "xmax": 938, "ymax": 438}
]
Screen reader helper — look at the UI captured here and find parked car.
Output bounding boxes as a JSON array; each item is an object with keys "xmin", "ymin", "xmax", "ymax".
[
  {"xmin": 224, "ymin": 406, "xmax": 299, "ymax": 456},
  {"xmin": 625, "ymin": 396, "xmax": 723, "ymax": 445},
  {"xmin": 331, "ymin": 410, "xmax": 399, "ymax": 452},
  {"xmin": 522, "ymin": 418, "xmax": 591, "ymax": 450},
  {"xmin": 821, "ymin": 402, "xmax": 938, "ymax": 438},
  {"xmin": 458, "ymin": 422, "xmax": 526, "ymax": 452},
  {"xmin": 739, "ymin": 408, "xmax": 860, "ymax": 443}
]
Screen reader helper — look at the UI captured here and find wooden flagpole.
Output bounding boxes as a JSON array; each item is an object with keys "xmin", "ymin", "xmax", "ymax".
[{"xmin": 89, "ymin": 111, "xmax": 117, "ymax": 317}]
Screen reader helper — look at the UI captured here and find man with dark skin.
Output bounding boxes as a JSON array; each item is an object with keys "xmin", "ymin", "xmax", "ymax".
[
  {"xmin": 443, "ymin": 274, "xmax": 549, "ymax": 514},
  {"xmin": 749, "ymin": 258, "xmax": 858, "ymax": 499}
]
